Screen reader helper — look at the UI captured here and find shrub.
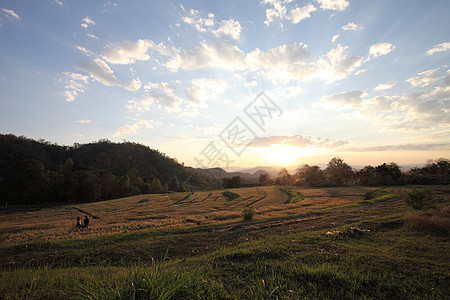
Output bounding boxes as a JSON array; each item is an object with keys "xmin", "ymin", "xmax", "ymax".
[
  {"xmin": 242, "ymin": 207, "xmax": 256, "ymax": 220},
  {"xmin": 403, "ymin": 188, "xmax": 435, "ymax": 210},
  {"xmin": 403, "ymin": 207, "xmax": 450, "ymax": 234}
]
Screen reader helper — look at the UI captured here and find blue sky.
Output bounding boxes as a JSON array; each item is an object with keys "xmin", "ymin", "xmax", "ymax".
[{"xmin": 0, "ymin": 0, "xmax": 449, "ymax": 169}]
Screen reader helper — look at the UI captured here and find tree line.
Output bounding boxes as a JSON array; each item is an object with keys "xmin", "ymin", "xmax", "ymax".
[
  {"xmin": 0, "ymin": 134, "xmax": 213, "ymax": 205},
  {"xmin": 221, "ymin": 157, "xmax": 450, "ymax": 188}
]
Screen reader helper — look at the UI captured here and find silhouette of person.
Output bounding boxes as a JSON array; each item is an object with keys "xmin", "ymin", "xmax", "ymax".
[
  {"xmin": 83, "ymin": 215, "xmax": 89, "ymax": 228},
  {"xmin": 76, "ymin": 216, "xmax": 82, "ymax": 230}
]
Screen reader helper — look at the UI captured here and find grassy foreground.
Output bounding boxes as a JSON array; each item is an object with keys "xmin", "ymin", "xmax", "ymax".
[{"xmin": 1, "ymin": 185, "xmax": 449, "ymax": 299}]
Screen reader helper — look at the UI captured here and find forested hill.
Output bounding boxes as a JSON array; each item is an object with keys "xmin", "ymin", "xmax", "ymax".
[{"xmin": 0, "ymin": 134, "xmax": 214, "ymax": 204}]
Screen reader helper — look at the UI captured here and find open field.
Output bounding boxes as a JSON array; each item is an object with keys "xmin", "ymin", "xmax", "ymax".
[{"xmin": 1, "ymin": 185, "xmax": 449, "ymax": 299}]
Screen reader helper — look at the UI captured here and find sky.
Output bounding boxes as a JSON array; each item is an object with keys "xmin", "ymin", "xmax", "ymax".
[{"xmin": 0, "ymin": 0, "xmax": 449, "ymax": 170}]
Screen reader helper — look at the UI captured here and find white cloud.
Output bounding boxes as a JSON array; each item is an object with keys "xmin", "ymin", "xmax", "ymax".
[
  {"xmin": 86, "ymin": 33, "xmax": 98, "ymax": 40},
  {"xmin": 144, "ymin": 81, "xmax": 183, "ymax": 112},
  {"xmin": 54, "ymin": 0, "xmax": 63, "ymax": 7},
  {"xmin": 320, "ymin": 90, "xmax": 367, "ymax": 109},
  {"xmin": 102, "ymin": 39, "xmax": 171, "ymax": 65},
  {"xmin": 60, "ymin": 72, "xmax": 89, "ymax": 102},
  {"xmin": 213, "ymin": 18, "xmax": 242, "ymax": 40},
  {"xmin": 181, "ymin": 9, "xmax": 241, "ymax": 40},
  {"xmin": 355, "ymin": 69, "xmax": 369, "ymax": 75},
  {"xmin": 368, "ymin": 42, "xmax": 395, "ymax": 59},
  {"xmin": 406, "ymin": 68, "xmax": 440, "ymax": 87},
  {"xmin": 166, "ymin": 42, "xmax": 246, "ymax": 71},
  {"xmin": 262, "ymin": 1, "xmax": 317, "ymax": 25},
  {"xmin": 250, "ymin": 134, "xmax": 347, "ymax": 149},
  {"xmin": 286, "ymin": 4, "xmax": 317, "ymax": 24},
  {"xmin": 318, "ymin": 72, "xmax": 450, "ymax": 131},
  {"xmin": 113, "ymin": 119, "xmax": 155, "ymax": 137},
  {"xmin": 122, "ymin": 78, "xmax": 142, "ymax": 92},
  {"xmin": 316, "ymin": 0, "xmax": 349, "ymax": 11},
  {"xmin": 75, "ymin": 120, "xmax": 91, "ymax": 124},
  {"xmin": 81, "ymin": 16, "xmax": 95, "ymax": 29},
  {"xmin": 76, "ymin": 58, "xmax": 141, "ymax": 92},
  {"xmin": 0, "ymin": 8, "xmax": 22, "ymax": 26},
  {"xmin": 76, "ymin": 58, "xmax": 117, "ymax": 87},
  {"xmin": 426, "ymin": 42, "xmax": 450, "ymax": 56},
  {"xmin": 375, "ymin": 81, "xmax": 396, "ymax": 91},
  {"xmin": 74, "ymin": 45, "xmax": 93, "ymax": 56},
  {"xmin": 332, "ymin": 34, "xmax": 339, "ymax": 43},
  {"xmin": 184, "ymin": 78, "xmax": 228, "ymax": 107},
  {"xmin": 341, "ymin": 22, "xmax": 362, "ymax": 31}
]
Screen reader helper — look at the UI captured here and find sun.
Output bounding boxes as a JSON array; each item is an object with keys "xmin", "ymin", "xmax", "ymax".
[{"xmin": 263, "ymin": 144, "xmax": 301, "ymax": 165}]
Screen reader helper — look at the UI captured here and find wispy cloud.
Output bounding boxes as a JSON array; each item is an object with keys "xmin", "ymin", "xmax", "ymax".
[
  {"xmin": 316, "ymin": 0, "xmax": 349, "ymax": 11},
  {"xmin": 368, "ymin": 42, "xmax": 395, "ymax": 60},
  {"xmin": 406, "ymin": 68, "xmax": 439, "ymax": 87},
  {"xmin": 0, "ymin": 8, "xmax": 22, "ymax": 26},
  {"xmin": 341, "ymin": 22, "xmax": 362, "ymax": 31},
  {"xmin": 81, "ymin": 16, "xmax": 95, "ymax": 29},
  {"xmin": 60, "ymin": 72, "xmax": 89, "ymax": 102},
  {"xmin": 375, "ymin": 81, "xmax": 396, "ymax": 91},
  {"xmin": 426, "ymin": 42, "xmax": 450, "ymax": 56},
  {"xmin": 250, "ymin": 134, "xmax": 348, "ymax": 148}
]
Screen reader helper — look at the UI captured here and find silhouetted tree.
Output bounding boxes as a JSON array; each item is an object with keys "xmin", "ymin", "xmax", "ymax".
[
  {"xmin": 325, "ymin": 157, "xmax": 354, "ymax": 186},
  {"xmin": 296, "ymin": 164, "xmax": 326, "ymax": 187}
]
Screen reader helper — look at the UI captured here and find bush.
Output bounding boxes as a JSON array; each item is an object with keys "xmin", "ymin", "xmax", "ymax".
[
  {"xmin": 403, "ymin": 188, "xmax": 435, "ymax": 210},
  {"xmin": 403, "ymin": 207, "xmax": 449, "ymax": 234},
  {"xmin": 242, "ymin": 207, "xmax": 256, "ymax": 220}
]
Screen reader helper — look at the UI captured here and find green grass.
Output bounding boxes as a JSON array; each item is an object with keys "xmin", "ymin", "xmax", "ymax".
[
  {"xmin": 1, "ymin": 186, "xmax": 449, "ymax": 299},
  {"xmin": 278, "ymin": 187, "xmax": 304, "ymax": 204},
  {"xmin": 222, "ymin": 191, "xmax": 240, "ymax": 201}
]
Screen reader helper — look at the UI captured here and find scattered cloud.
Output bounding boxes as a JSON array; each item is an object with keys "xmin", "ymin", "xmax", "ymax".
[
  {"xmin": 320, "ymin": 90, "xmax": 367, "ymax": 109},
  {"xmin": 86, "ymin": 33, "xmax": 98, "ymax": 40},
  {"xmin": 375, "ymin": 81, "xmax": 396, "ymax": 91},
  {"xmin": 286, "ymin": 4, "xmax": 317, "ymax": 24},
  {"xmin": 213, "ymin": 18, "xmax": 242, "ymax": 40},
  {"xmin": 345, "ymin": 143, "xmax": 450, "ymax": 152},
  {"xmin": 406, "ymin": 68, "xmax": 440, "ymax": 87},
  {"xmin": 355, "ymin": 69, "xmax": 369, "ymax": 75},
  {"xmin": 76, "ymin": 58, "xmax": 141, "ymax": 92},
  {"xmin": 76, "ymin": 58, "xmax": 117, "ymax": 87},
  {"xmin": 318, "ymin": 71, "xmax": 450, "ymax": 131},
  {"xmin": 143, "ymin": 81, "xmax": 183, "ymax": 112},
  {"xmin": 262, "ymin": 1, "xmax": 317, "ymax": 26},
  {"xmin": 102, "ymin": 39, "xmax": 171, "ymax": 65},
  {"xmin": 75, "ymin": 120, "xmax": 91, "ymax": 124},
  {"xmin": 184, "ymin": 78, "xmax": 228, "ymax": 107},
  {"xmin": 316, "ymin": 0, "xmax": 349, "ymax": 11},
  {"xmin": 182, "ymin": 9, "xmax": 242, "ymax": 40},
  {"xmin": 113, "ymin": 119, "xmax": 156, "ymax": 137},
  {"xmin": 54, "ymin": 0, "xmax": 63, "ymax": 7},
  {"xmin": 341, "ymin": 22, "xmax": 362, "ymax": 31},
  {"xmin": 60, "ymin": 72, "xmax": 89, "ymax": 102},
  {"xmin": 74, "ymin": 45, "xmax": 93, "ymax": 56},
  {"xmin": 166, "ymin": 42, "xmax": 246, "ymax": 71},
  {"xmin": 0, "ymin": 8, "xmax": 22, "ymax": 26},
  {"xmin": 332, "ymin": 34, "xmax": 339, "ymax": 43},
  {"xmin": 426, "ymin": 42, "xmax": 450, "ymax": 56},
  {"xmin": 250, "ymin": 134, "xmax": 348, "ymax": 148},
  {"xmin": 81, "ymin": 16, "xmax": 95, "ymax": 29},
  {"xmin": 368, "ymin": 42, "xmax": 395, "ymax": 59}
]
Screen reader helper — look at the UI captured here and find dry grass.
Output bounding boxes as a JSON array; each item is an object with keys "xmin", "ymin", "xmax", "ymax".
[
  {"xmin": 403, "ymin": 206, "xmax": 450, "ymax": 234},
  {"xmin": 0, "ymin": 185, "xmax": 411, "ymax": 245}
]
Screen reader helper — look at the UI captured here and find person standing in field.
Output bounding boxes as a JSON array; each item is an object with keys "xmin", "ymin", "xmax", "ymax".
[
  {"xmin": 76, "ymin": 216, "xmax": 82, "ymax": 230},
  {"xmin": 83, "ymin": 215, "xmax": 89, "ymax": 228}
]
